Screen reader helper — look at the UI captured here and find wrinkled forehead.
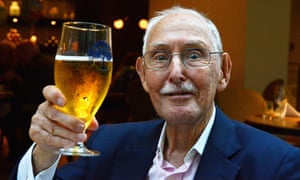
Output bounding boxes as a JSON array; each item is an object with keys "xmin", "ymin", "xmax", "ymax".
[
  {"xmin": 146, "ymin": 12, "xmax": 212, "ymax": 50},
  {"xmin": 159, "ymin": 12, "xmax": 207, "ymax": 27}
]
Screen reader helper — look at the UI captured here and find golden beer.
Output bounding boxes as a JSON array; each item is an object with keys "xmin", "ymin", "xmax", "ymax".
[
  {"xmin": 55, "ymin": 21, "xmax": 112, "ymax": 156},
  {"xmin": 54, "ymin": 55, "xmax": 112, "ymax": 128}
]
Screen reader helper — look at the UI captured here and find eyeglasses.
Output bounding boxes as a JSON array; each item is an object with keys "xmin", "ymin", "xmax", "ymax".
[{"xmin": 142, "ymin": 48, "xmax": 223, "ymax": 70}]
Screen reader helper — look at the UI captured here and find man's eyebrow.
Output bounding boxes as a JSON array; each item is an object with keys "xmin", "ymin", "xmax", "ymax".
[
  {"xmin": 150, "ymin": 42, "xmax": 169, "ymax": 49},
  {"xmin": 184, "ymin": 40, "xmax": 209, "ymax": 48},
  {"xmin": 150, "ymin": 40, "xmax": 209, "ymax": 49}
]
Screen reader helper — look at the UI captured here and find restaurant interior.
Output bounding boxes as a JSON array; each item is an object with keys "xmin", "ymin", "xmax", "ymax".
[{"xmin": 0, "ymin": 0, "xmax": 300, "ymax": 178}]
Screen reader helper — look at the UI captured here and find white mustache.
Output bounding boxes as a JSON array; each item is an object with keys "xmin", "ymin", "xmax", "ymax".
[{"xmin": 160, "ymin": 81, "xmax": 198, "ymax": 94}]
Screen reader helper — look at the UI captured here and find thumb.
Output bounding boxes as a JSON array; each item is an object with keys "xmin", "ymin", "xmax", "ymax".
[{"xmin": 87, "ymin": 117, "xmax": 99, "ymax": 131}]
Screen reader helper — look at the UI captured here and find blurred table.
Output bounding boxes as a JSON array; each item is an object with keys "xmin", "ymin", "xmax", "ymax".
[
  {"xmin": 244, "ymin": 115, "xmax": 300, "ymax": 147},
  {"xmin": 244, "ymin": 115, "xmax": 300, "ymax": 136}
]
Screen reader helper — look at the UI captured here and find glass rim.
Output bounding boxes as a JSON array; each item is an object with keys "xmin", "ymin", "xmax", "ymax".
[{"xmin": 63, "ymin": 21, "xmax": 111, "ymax": 31}]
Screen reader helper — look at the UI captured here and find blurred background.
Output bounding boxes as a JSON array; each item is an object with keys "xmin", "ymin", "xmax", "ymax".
[{"xmin": 0, "ymin": 0, "xmax": 300, "ymax": 178}]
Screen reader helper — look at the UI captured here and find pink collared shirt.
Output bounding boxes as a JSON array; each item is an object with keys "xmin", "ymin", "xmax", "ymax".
[
  {"xmin": 148, "ymin": 149, "xmax": 201, "ymax": 180},
  {"xmin": 147, "ymin": 106, "xmax": 216, "ymax": 180}
]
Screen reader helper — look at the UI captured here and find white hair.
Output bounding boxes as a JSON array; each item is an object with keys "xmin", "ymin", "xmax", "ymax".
[{"xmin": 142, "ymin": 6, "xmax": 223, "ymax": 54}]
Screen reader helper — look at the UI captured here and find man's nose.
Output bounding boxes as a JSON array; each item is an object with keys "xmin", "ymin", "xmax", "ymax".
[{"xmin": 168, "ymin": 55, "xmax": 187, "ymax": 83}]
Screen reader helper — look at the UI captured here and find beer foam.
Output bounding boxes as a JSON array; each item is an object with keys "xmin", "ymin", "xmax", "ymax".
[{"xmin": 55, "ymin": 55, "xmax": 113, "ymax": 62}]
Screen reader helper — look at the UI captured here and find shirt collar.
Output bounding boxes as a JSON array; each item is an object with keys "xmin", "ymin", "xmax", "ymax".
[{"xmin": 156, "ymin": 105, "xmax": 216, "ymax": 162}]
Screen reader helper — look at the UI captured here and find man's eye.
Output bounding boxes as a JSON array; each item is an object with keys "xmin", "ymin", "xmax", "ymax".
[
  {"xmin": 188, "ymin": 53, "xmax": 201, "ymax": 59},
  {"xmin": 152, "ymin": 53, "xmax": 169, "ymax": 61},
  {"xmin": 186, "ymin": 50, "xmax": 206, "ymax": 60}
]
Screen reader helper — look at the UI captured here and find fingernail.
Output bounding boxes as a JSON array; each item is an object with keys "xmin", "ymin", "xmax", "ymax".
[{"xmin": 57, "ymin": 98, "xmax": 65, "ymax": 107}]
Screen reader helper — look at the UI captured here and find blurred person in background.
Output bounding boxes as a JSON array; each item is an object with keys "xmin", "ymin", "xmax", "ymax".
[{"xmin": 2, "ymin": 40, "xmax": 53, "ymax": 162}]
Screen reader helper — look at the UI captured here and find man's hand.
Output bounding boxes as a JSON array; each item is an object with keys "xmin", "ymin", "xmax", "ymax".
[{"xmin": 29, "ymin": 85, "xmax": 99, "ymax": 174}]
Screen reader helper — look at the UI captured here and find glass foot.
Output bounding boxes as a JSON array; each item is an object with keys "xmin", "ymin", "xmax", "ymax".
[{"xmin": 59, "ymin": 143, "xmax": 100, "ymax": 157}]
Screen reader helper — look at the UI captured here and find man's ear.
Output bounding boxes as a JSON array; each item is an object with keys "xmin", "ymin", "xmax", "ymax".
[
  {"xmin": 217, "ymin": 52, "xmax": 232, "ymax": 92},
  {"xmin": 135, "ymin": 56, "xmax": 149, "ymax": 93}
]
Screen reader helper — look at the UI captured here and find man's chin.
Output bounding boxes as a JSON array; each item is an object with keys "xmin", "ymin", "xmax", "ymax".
[{"xmin": 161, "ymin": 110, "xmax": 198, "ymax": 125}]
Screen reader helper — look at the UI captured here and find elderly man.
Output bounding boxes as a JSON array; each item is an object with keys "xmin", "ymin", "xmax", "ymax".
[{"xmin": 11, "ymin": 6, "xmax": 300, "ymax": 179}]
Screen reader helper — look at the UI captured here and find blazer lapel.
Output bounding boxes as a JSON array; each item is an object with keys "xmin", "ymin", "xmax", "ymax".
[
  {"xmin": 195, "ymin": 107, "xmax": 242, "ymax": 179},
  {"xmin": 110, "ymin": 147, "xmax": 156, "ymax": 180},
  {"xmin": 194, "ymin": 143, "xmax": 240, "ymax": 179},
  {"xmin": 110, "ymin": 120, "xmax": 164, "ymax": 180}
]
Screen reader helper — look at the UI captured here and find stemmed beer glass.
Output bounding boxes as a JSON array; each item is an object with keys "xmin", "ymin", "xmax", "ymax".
[{"xmin": 54, "ymin": 22, "xmax": 113, "ymax": 156}]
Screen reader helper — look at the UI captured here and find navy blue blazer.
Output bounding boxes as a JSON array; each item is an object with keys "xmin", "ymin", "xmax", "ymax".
[{"xmin": 11, "ymin": 107, "xmax": 300, "ymax": 179}]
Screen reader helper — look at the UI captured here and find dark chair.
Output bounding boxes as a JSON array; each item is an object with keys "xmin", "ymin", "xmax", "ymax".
[{"xmin": 126, "ymin": 79, "xmax": 158, "ymax": 122}]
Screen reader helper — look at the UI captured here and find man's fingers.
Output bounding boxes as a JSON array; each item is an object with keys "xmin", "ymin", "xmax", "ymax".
[
  {"xmin": 42, "ymin": 85, "xmax": 66, "ymax": 107},
  {"xmin": 38, "ymin": 102, "xmax": 85, "ymax": 133},
  {"xmin": 29, "ymin": 102, "xmax": 87, "ymax": 150},
  {"xmin": 30, "ymin": 115, "xmax": 87, "ymax": 150}
]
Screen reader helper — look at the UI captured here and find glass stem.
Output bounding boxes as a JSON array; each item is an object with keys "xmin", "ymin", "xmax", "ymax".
[{"xmin": 76, "ymin": 142, "xmax": 85, "ymax": 148}]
